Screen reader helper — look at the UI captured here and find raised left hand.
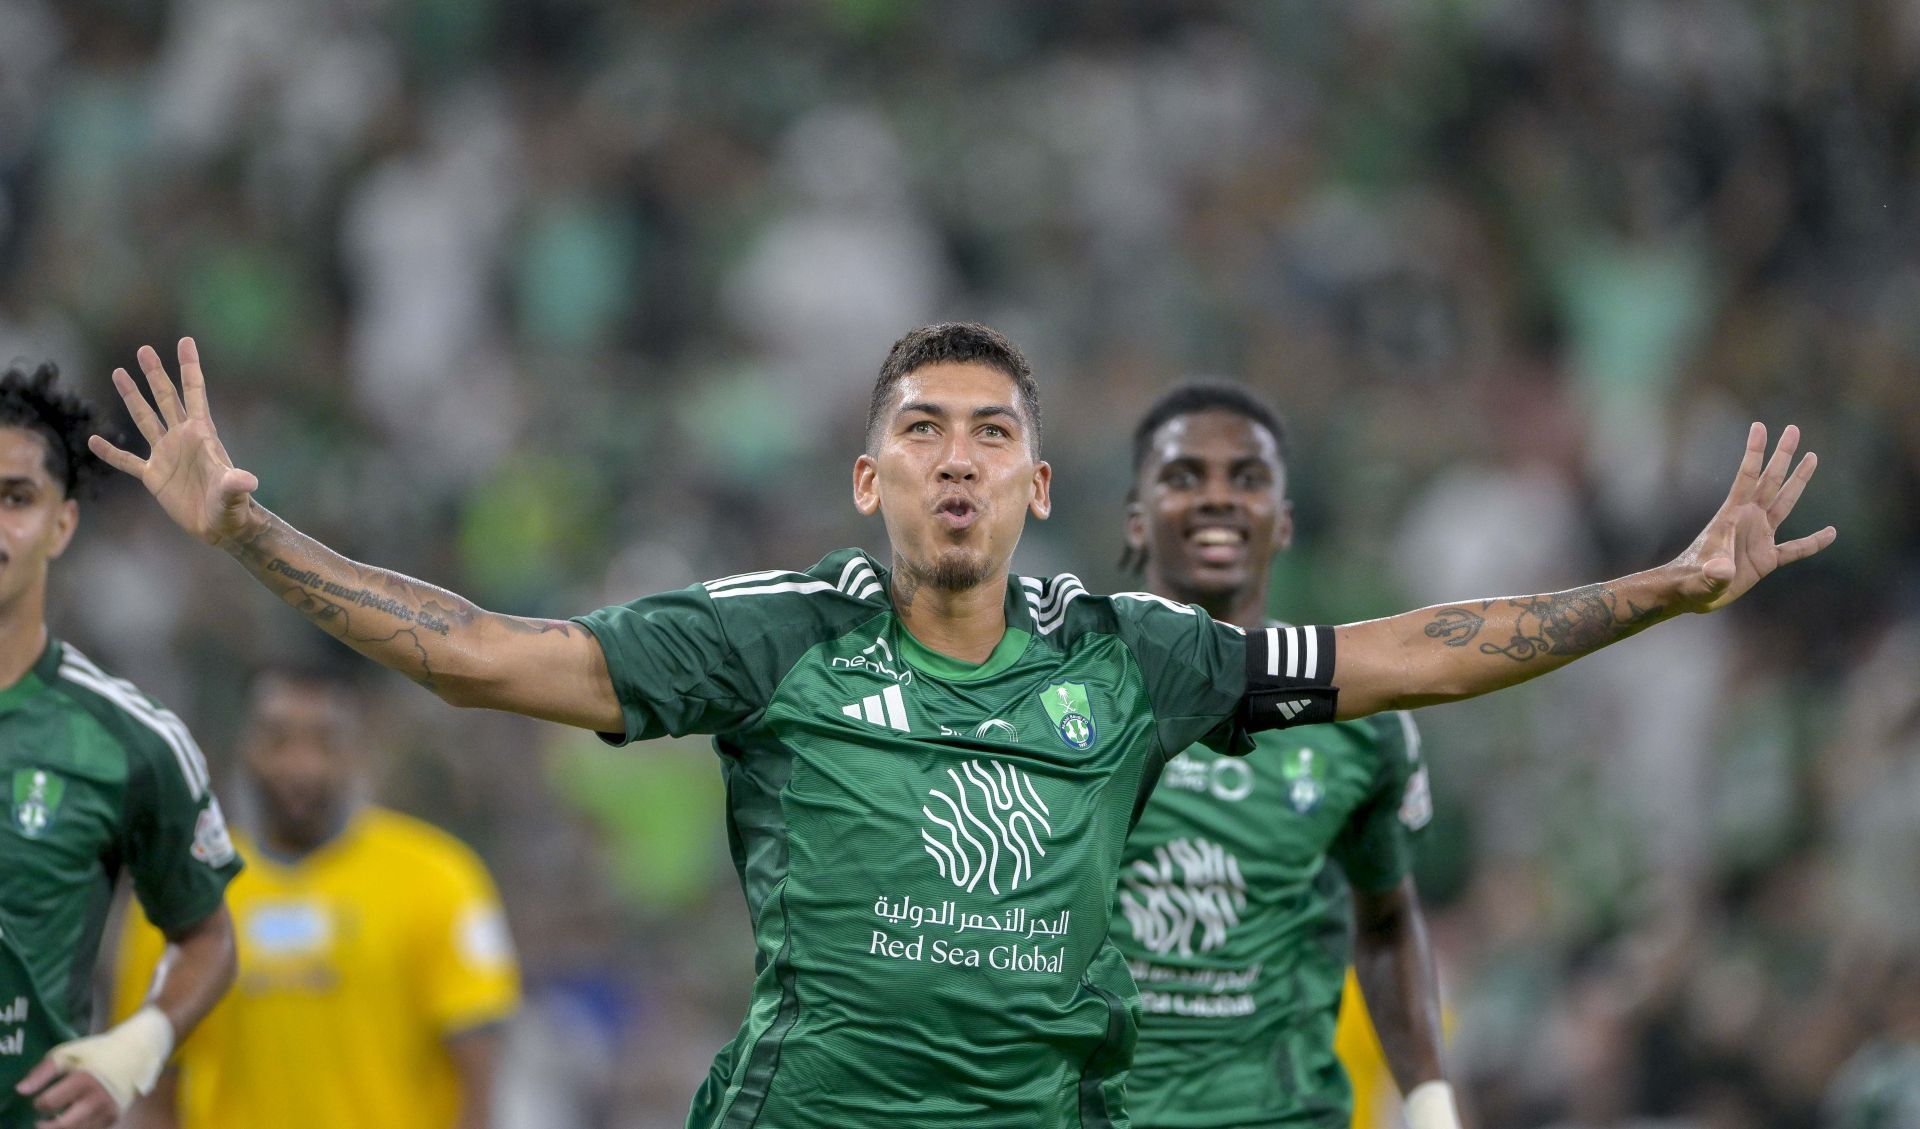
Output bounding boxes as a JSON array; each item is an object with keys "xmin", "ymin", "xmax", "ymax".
[{"xmin": 1670, "ymin": 422, "xmax": 1836, "ymax": 613}]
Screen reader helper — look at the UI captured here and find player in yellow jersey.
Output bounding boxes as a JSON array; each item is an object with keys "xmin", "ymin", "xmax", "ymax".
[
  {"xmin": 113, "ymin": 664, "xmax": 519, "ymax": 1129},
  {"xmin": 1336, "ymin": 969, "xmax": 1398, "ymax": 1128}
]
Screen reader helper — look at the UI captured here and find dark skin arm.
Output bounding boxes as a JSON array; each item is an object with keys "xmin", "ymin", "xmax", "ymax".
[
  {"xmin": 1349, "ymin": 879, "xmax": 1447, "ymax": 1098},
  {"xmin": 448, "ymin": 1026, "xmax": 503, "ymax": 1129},
  {"xmin": 19, "ymin": 905, "xmax": 236, "ymax": 1129}
]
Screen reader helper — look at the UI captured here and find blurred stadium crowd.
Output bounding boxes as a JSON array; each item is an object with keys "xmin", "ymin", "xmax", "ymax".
[{"xmin": 1, "ymin": 1, "xmax": 1916, "ymax": 1125}]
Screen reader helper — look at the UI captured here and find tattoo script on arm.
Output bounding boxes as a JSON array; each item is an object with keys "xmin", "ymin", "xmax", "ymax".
[{"xmin": 227, "ymin": 519, "xmax": 579, "ymax": 693}]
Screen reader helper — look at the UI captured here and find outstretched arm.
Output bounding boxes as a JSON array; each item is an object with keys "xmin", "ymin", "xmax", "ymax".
[
  {"xmin": 90, "ymin": 340, "xmax": 622, "ymax": 731},
  {"xmin": 1330, "ymin": 423, "xmax": 1833, "ymax": 719}
]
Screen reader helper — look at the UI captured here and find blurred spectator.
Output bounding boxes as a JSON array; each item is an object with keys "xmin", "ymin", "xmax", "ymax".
[{"xmin": 6, "ymin": 2, "xmax": 1910, "ymax": 1125}]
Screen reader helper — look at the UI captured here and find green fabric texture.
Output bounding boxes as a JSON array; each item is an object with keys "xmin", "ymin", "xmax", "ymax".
[
  {"xmin": 0, "ymin": 640, "xmax": 241, "ymax": 1125},
  {"xmin": 574, "ymin": 551, "xmax": 1253, "ymax": 1128},
  {"xmin": 1116, "ymin": 706, "xmax": 1426, "ymax": 1128}
]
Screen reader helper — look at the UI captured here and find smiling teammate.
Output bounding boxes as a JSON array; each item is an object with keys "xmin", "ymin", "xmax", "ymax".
[
  {"xmin": 92, "ymin": 325, "xmax": 1829, "ymax": 1127},
  {"xmin": 0, "ymin": 363, "xmax": 239, "ymax": 1129},
  {"xmin": 1112, "ymin": 382, "xmax": 1456, "ymax": 1128}
]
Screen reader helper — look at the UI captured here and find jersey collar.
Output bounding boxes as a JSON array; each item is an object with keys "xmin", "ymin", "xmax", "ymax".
[
  {"xmin": 895, "ymin": 622, "xmax": 1031, "ymax": 682},
  {"xmin": 867, "ymin": 560, "xmax": 1036, "ymax": 681}
]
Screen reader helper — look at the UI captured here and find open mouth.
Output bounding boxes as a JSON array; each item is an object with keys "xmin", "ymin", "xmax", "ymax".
[
  {"xmin": 1187, "ymin": 525, "xmax": 1248, "ymax": 565},
  {"xmin": 934, "ymin": 496, "xmax": 979, "ymax": 531}
]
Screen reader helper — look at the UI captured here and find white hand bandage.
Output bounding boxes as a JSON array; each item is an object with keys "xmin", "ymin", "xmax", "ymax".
[
  {"xmin": 46, "ymin": 1006, "xmax": 175, "ymax": 1112},
  {"xmin": 1405, "ymin": 1080, "xmax": 1463, "ymax": 1129}
]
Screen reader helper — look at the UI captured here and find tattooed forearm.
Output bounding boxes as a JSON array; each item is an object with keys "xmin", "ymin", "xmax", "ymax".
[
  {"xmin": 224, "ymin": 514, "xmax": 490, "ymax": 692},
  {"xmin": 1424, "ymin": 606, "xmax": 1486, "ymax": 647},
  {"xmin": 1346, "ymin": 569, "xmax": 1685, "ymax": 717},
  {"xmin": 1465, "ymin": 584, "xmax": 1666, "ymax": 663},
  {"xmin": 213, "ymin": 506, "xmax": 614, "ymax": 729},
  {"xmin": 264, "ymin": 559, "xmax": 452, "ymax": 634}
]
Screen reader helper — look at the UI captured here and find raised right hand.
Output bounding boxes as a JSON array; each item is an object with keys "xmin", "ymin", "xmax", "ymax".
[{"xmin": 89, "ymin": 338, "xmax": 262, "ymax": 547}]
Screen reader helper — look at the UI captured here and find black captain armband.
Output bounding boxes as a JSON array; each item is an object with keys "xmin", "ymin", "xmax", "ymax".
[{"xmin": 1242, "ymin": 624, "xmax": 1339, "ymax": 731}]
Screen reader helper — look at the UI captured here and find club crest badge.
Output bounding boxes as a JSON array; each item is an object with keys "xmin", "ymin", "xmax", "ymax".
[
  {"xmin": 1282, "ymin": 747, "xmax": 1323, "ymax": 814},
  {"xmin": 12, "ymin": 769, "xmax": 64, "ymax": 839},
  {"xmin": 1040, "ymin": 682, "xmax": 1097, "ymax": 750}
]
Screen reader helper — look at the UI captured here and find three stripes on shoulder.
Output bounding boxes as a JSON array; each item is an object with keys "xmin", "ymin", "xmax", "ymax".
[
  {"xmin": 703, "ymin": 557, "xmax": 883, "ymax": 602},
  {"xmin": 56, "ymin": 645, "xmax": 213, "ymax": 800}
]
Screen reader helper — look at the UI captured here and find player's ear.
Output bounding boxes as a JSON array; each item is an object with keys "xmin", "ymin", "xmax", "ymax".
[
  {"xmin": 1124, "ymin": 498, "xmax": 1147, "ymax": 557},
  {"xmin": 852, "ymin": 454, "xmax": 881, "ymax": 516},
  {"xmin": 1273, "ymin": 498, "xmax": 1295, "ymax": 554},
  {"xmin": 1028, "ymin": 460, "xmax": 1052, "ymax": 521},
  {"xmin": 48, "ymin": 498, "xmax": 78, "ymax": 559}
]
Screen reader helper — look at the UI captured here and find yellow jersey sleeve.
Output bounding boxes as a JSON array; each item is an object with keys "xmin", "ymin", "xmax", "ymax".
[
  {"xmin": 110, "ymin": 905, "xmax": 169, "ymax": 1026},
  {"xmin": 413, "ymin": 843, "xmax": 521, "ymax": 1035},
  {"xmin": 1335, "ymin": 967, "xmax": 1393, "ymax": 1128}
]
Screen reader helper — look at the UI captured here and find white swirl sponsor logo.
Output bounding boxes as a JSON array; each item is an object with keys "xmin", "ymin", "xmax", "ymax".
[{"xmin": 920, "ymin": 759, "xmax": 1054, "ymax": 895}]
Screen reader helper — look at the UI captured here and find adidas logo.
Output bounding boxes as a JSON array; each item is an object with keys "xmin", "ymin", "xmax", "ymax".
[
  {"xmin": 841, "ymin": 684, "xmax": 911, "ymax": 732},
  {"xmin": 1273, "ymin": 698, "xmax": 1314, "ymax": 721}
]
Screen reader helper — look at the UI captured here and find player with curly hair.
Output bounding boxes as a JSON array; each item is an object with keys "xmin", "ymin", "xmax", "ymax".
[{"xmin": 0, "ymin": 363, "xmax": 241, "ymax": 1129}]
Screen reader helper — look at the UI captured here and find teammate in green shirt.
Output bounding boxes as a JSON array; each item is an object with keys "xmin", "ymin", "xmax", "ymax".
[
  {"xmin": 1112, "ymin": 381, "xmax": 1454, "ymax": 1128},
  {"xmin": 93, "ymin": 324, "xmax": 1830, "ymax": 1128},
  {"xmin": 0, "ymin": 363, "xmax": 240, "ymax": 1129}
]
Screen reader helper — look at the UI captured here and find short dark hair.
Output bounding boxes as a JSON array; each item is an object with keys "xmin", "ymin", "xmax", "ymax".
[
  {"xmin": 247, "ymin": 657, "xmax": 367, "ymax": 708},
  {"xmin": 865, "ymin": 323, "xmax": 1042, "ymax": 454},
  {"xmin": 0, "ymin": 362, "xmax": 107, "ymax": 498},
  {"xmin": 1121, "ymin": 379, "xmax": 1290, "ymax": 572},
  {"xmin": 1128, "ymin": 379, "xmax": 1289, "ymax": 485}
]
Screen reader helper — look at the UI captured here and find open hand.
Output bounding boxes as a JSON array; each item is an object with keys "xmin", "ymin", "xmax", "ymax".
[
  {"xmin": 1671, "ymin": 422, "xmax": 1836, "ymax": 613},
  {"xmin": 89, "ymin": 338, "xmax": 262, "ymax": 547},
  {"xmin": 16, "ymin": 1054, "xmax": 120, "ymax": 1129}
]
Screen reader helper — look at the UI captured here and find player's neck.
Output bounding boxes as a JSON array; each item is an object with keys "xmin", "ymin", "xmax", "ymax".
[
  {"xmin": 0, "ymin": 592, "xmax": 49, "ymax": 691},
  {"xmin": 1147, "ymin": 569, "xmax": 1269, "ymax": 631},
  {"xmin": 257, "ymin": 804, "xmax": 353, "ymax": 862},
  {"xmin": 891, "ymin": 570, "xmax": 1009, "ymax": 665}
]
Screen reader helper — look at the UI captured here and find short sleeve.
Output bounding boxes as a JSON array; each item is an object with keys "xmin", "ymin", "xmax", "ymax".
[
  {"xmin": 123, "ymin": 733, "xmax": 243, "ymax": 934},
  {"xmin": 414, "ymin": 848, "xmax": 521, "ymax": 1036},
  {"xmin": 1329, "ymin": 712, "xmax": 1428, "ymax": 893},
  {"xmin": 572, "ymin": 585, "xmax": 765, "ymax": 744},
  {"xmin": 1108, "ymin": 593, "xmax": 1248, "ymax": 756}
]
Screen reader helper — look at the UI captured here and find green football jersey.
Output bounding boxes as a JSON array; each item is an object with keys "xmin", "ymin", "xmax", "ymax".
[
  {"xmin": 0, "ymin": 641, "xmax": 242, "ymax": 1126},
  {"xmin": 1115, "ymin": 690, "xmax": 1429, "ymax": 1129},
  {"xmin": 576, "ymin": 550, "xmax": 1320, "ymax": 1129}
]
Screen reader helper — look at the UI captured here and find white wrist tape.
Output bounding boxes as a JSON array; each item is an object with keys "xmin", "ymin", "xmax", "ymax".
[
  {"xmin": 1405, "ymin": 1080, "xmax": 1462, "ymax": 1129},
  {"xmin": 47, "ymin": 1006, "xmax": 175, "ymax": 1112}
]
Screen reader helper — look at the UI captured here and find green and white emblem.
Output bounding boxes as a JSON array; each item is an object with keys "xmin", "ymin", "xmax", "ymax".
[
  {"xmin": 12, "ymin": 769, "xmax": 65, "ymax": 839},
  {"xmin": 1040, "ymin": 682, "xmax": 1097, "ymax": 750},
  {"xmin": 1281, "ymin": 747, "xmax": 1323, "ymax": 814}
]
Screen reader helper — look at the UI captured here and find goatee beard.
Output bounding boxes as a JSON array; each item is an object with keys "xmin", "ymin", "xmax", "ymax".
[{"xmin": 921, "ymin": 550, "xmax": 991, "ymax": 592}]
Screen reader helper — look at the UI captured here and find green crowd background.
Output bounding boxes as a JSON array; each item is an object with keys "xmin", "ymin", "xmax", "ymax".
[{"xmin": 2, "ymin": 1, "xmax": 1915, "ymax": 1125}]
